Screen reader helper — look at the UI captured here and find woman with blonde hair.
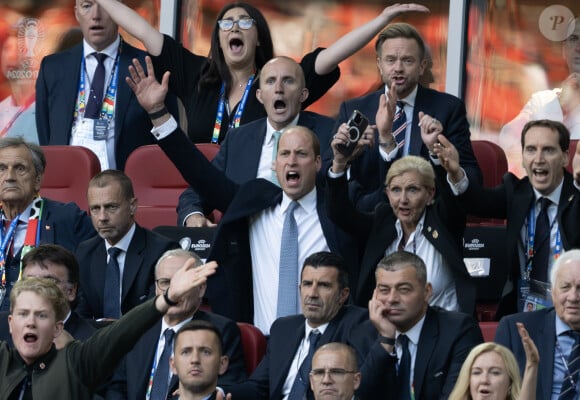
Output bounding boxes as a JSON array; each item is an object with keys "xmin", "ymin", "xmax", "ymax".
[{"xmin": 449, "ymin": 323, "xmax": 539, "ymax": 400}]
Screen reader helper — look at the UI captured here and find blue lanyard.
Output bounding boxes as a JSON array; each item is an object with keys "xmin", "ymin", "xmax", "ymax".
[
  {"xmin": 0, "ymin": 216, "xmax": 20, "ymax": 262},
  {"xmin": 211, "ymin": 74, "xmax": 255, "ymax": 144}
]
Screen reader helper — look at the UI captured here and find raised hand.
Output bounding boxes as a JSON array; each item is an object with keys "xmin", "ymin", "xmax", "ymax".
[
  {"xmin": 126, "ymin": 56, "xmax": 170, "ymax": 114},
  {"xmin": 417, "ymin": 111, "xmax": 443, "ymax": 152},
  {"xmin": 573, "ymin": 140, "xmax": 580, "ymax": 186}
]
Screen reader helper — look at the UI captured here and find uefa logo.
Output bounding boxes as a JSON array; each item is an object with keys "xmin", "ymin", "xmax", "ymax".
[{"xmin": 11, "ymin": 17, "xmax": 45, "ymax": 80}]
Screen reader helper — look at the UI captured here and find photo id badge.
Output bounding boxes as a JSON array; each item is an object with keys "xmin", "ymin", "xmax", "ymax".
[{"xmin": 93, "ymin": 119, "xmax": 109, "ymax": 140}]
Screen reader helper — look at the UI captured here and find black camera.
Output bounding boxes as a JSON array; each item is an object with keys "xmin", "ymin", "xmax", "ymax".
[{"xmin": 336, "ymin": 110, "xmax": 369, "ymax": 156}]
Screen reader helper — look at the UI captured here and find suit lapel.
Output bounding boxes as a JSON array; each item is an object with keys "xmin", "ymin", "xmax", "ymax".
[
  {"xmin": 58, "ymin": 46, "xmax": 83, "ymax": 144},
  {"xmin": 409, "ymin": 85, "xmax": 427, "ymax": 156},
  {"xmin": 122, "ymin": 225, "xmax": 145, "ymax": 303},
  {"xmin": 508, "ymin": 179, "xmax": 534, "ymax": 251},
  {"xmin": 539, "ymin": 309, "xmax": 556, "ymax": 400},
  {"xmin": 273, "ymin": 320, "xmax": 306, "ymax": 395},
  {"xmin": 248, "ymin": 120, "xmax": 267, "ymax": 173},
  {"xmin": 39, "ymin": 202, "xmax": 55, "ymax": 244},
  {"xmin": 93, "ymin": 241, "xmax": 108, "ymax": 314},
  {"xmin": 316, "ymin": 187, "xmax": 339, "ymax": 252},
  {"xmin": 113, "ymin": 40, "xmax": 136, "ymax": 143},
  {"xmin": 413, "ymin": 308, "xmax": 437, "ymax": 399}
]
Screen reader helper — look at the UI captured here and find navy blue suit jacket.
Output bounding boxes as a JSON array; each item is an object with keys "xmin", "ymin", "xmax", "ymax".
[
  {"xmin": 106, "ymin": 309, "xmax": 246, "ymax": 400},
  {"xmin": 494, "ymin": 308, "xmax": 556, "ymax": 400},
  {"xmin": 326, "ymin": 171, "xmax": 474, "ymax": 314},
  {"xmin": 35, "ymin": 39, "xmax": 175, "ymax": 170},
  {"xmin": 458, "ymin": 171, "xmax": 580, "ymax": 316},
  {"xmin": 156, "ymin": 130, "xmax": 359, "ymax": 323},
  {"xmin": 334, "ymin": 86, "xmax": 481, "ymax": 192},
  {"xmin": 176, "ymin": 111, "xmax": 335, "ymax": 224},
  {"xmin": 75, "ymin": 224, "xmax": 178, "ymax": 319},
  {"xmin": 0, "ymin": 198, "xmax": 96, "ymax": 311},
  {"xmin": 226, "ymin": 305, "xmax": 372, "ymax": 400},
  {"xmin": 352, "ymin": 307, "xmax": 483, "ymax": 400}
]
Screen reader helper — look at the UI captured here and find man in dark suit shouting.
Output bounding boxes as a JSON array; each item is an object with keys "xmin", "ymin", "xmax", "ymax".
[
  {"xmin": 334, "ymin": 22, "xmax": 481, "ymax": 200},
  {"xmin": 177, "ymin": 56, "xmax": 334, "ymax": 227},
  {"xmin": 352, "ymin": 251, "xmax": 483, "ymax": 399},
  {"xmin": 127, "ymin": 56, "xmax": 359, "ymax": 333}
]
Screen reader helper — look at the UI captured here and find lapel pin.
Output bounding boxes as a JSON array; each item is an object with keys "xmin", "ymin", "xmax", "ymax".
[{"xmin": 432, "ymin": 230, "xmax": 439, "ymax": 239}]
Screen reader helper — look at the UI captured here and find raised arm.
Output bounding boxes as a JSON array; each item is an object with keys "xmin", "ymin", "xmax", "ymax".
[
  {"xmin": 314, "ymin": 3, "xmax": 429, "ymax": 74},
  {"xmin": 94, "ymin": 0, "xmax": 164, "ymax": 55},
  {"xmin": 517, "ymin": 322, "xmax": 539, "ymax": 400}
]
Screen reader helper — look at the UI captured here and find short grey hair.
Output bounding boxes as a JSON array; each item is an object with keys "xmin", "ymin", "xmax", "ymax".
[
  {"xmin": 550, "ymin": 249, "xmax": 580, "ymax": 289},
  {"xmin": 154, "ymin": 248, "xmax": 203, "ymax": 277},
  {"xmin": 0, "ymin": 137, "xmax": 45, "ymax": 177}
]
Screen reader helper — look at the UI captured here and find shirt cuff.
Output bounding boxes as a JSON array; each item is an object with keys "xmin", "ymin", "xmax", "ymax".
[
  {"xmin": 182, "ymin": 211, "xmax": 204, "ymax": 226},
  {"xmin": 447, "ymin": 168, "xmax": 469, "ymax": 195},
  {"xmin": 379, "ymin": 145, "xmax": 398, "ymax": 161},
  {"xmin": 150, "ymin": 116, "xmax": 178, "ymax": 140},
  {"xmin": 328, "ymin": 167, "xmax": 346, "ymax": 179}
]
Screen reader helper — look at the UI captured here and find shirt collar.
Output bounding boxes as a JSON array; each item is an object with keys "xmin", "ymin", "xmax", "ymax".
[
  {"xmin": 532, "ymin": 178, "xmax": 563, "ymax": 206},
  {"xmin": 305, "ymin": 320, "xmax": 329, "ymax": 337},
  {"xmin": 83, "ymin": 35, "xmax": 120, "ymax": 59},
  {"xmin": 556, "ymin": 312, "xmax": 575, "ymax": 336},
  {"xmin": 105, "ymin": 223, "xmax": 136, "ymax": 253},
  {"xmin": 394, "ymin": 210, "xmax": 426, "ymax": 239},
  {"xmin": 397, "ymin": 312, "xmax": 427, "ymax": 345},
  {"xmin": 280, "ymin": 187, "xmax": 317, "ymax": 214},
  {"xmin": 384, "ymin": 84, "xmax": 418, "ymax": 108},
  {"xmin": 161, "ymin": 315, "xmax": 193, "ymax": 334},
  {"xmin": 265, "ymin": 114, "xmax": 300, "ymax": 145}
]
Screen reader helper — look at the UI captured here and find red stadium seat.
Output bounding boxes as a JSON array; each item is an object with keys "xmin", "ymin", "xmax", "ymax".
[
  {"xmin": 124, "ymin": 144, "xmax": 220, "ymax": 229},
  {"xmin": 237, "ymin": 322, "xmax": 267, "ymax": 375},
  {"xmin": 41, "ymin": 145, "xmax": 101, "ymax": 212}
]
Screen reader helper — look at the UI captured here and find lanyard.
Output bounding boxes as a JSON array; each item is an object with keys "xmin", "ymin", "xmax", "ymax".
[
  {"xmin": 76, "ymin": 50, "xmax": 120, "ymax": 122},
  {"xmin": 211, "ymin": 74, "xmax": 255, "ymax": 144},
  {"xmin": 525, "ymin": 204, "xmax": 562, "ymax": 279},
  {"xmin": 145, "ymin": 333, "xmax": 170, "ymax": 399},
  {"xmin": 0, "ymin": 216, "xmax": 21, "ymax": 287},
  {"xmin": 0, "ymin": 197, "xmax": 44, "ymax": 288}
]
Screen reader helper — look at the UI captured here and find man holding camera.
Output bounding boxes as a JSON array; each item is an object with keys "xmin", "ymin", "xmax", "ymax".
[
  {"xmin": 334, "ymin": 23, "xmax": 481, "ymax": 204},
  {"xmin": 177, "ymin": 56, "xmax": 335, "ymax": 227}
]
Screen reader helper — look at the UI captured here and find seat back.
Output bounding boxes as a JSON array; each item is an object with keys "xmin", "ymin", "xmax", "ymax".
[
  {"xmin": 40, "ymin": 145, "xmax": 101, "ymax": 212},
  {"xmin": 237, "ymin": 322, "xmax": 267, "ymax": 375},
  {"xmin": 124, "ymin": 144, "xmax": 220, "ymax": 229}
]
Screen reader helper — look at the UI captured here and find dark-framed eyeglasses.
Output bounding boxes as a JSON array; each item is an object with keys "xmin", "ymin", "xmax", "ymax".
[
  {"xmin": 309, "ymin": 368, "xmax": 358, "ymax": 382},
  {"xmin": 217, "ymin": 18, "xmax": 255, "ymax": 31},
  {"xmin": 155, "ymin": 278, "xmax": 171, "ymax": 291}
]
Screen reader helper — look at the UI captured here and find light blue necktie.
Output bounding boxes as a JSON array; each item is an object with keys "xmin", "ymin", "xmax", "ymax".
[
  {"xmin": 271, "ymin": 130, "xmax": 282, "ymax": 186},
  {"xmin": 277, "ymin": 200, "xmax": 300, "ymax": 317}
]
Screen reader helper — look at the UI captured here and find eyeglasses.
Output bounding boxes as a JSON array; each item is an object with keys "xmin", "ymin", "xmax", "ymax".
[
  {"xmin": 217, "ymin": 18, "xmax": 255, "ymax": 31},
  {"xmin": 155, "ymin": 278, "xmax": 171, "ymax": 291},
  {"xmin": 309, "ymin": 368, "xmax": 358, "ymax": 382}
]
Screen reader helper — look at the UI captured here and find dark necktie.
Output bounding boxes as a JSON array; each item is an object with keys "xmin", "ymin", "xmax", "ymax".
[
  {"xmin": 559, "ymin": 331, "xmax": 580, "ymax": 400},
  {"xmin": 150, "ymin": 328, "xmax": 175, "ymax": 400},
  {"xmin": 103, "ymin": 247, "xmax": 121, "ymax": 318},
  {"xmin": 392, "ymin": 101, "xmax": 408, "ymax": 152},
  {"xmin": 288, "ymin": 329, "xmax": 321, "ymax": 400},
  {"xmin": 277, "ymin": 201, "xmax": 300, "ymax": 318},
  {"xmin": 398, "ymin": 334, "xmax": 412, "ymax": 400},
  {"xmin": 531, "ymin": 197, "xmax": 551, "ymax": 282},
  {"xmin": 85, "ymin": 52, "xmax": 107, "ymax": 119}
]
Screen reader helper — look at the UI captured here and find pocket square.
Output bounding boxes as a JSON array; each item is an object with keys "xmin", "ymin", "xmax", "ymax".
[{"xmin": 433, "ymin": 371, "xmax": 444, "ymax": 378}]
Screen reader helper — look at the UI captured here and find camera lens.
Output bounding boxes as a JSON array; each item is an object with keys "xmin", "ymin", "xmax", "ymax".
[{"xmin": 348, "ymin": 126, "xmax": 360, "ymax": 142}]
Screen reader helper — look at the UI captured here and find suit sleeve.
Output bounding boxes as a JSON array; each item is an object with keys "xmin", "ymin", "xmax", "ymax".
[
  {"xmin": 443, "ymin": 97, "xmax": 483, "ymax": 186},
  {"xmin": 176, "ymin": 131, "xmax": 230, "ymax": 225},
  {"xmin": 326, "ymin": 173, "xmax": 377, "ymax": 242},
  {"xmin": 225, "ymin": 349, "xmax": 270, "ymax": 399},
  {"xmin": 157, "ymin": 128, "xmax": 239, "ymax": 213},
  {"xmin": 440, "ymin": 317, "xmax": 484, "ymax": 398},
  {"xmin": 35, "ymin": 58, "xmax": 50, "ymax": 145}
]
